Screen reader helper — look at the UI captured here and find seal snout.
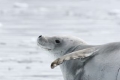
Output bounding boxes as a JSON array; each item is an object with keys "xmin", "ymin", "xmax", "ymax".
[
  {"xmin": 37, "ymin": 35, "xmax": 55, "ymax": 50},
  {"xmin": 37, "ymin": 35, "xmax": 47, "ymax": 45},
  {"xmin": 38, "ymin": 35, "xmax": 42, "ymax": 38},
  {"xmin": 37, "ymin": 35, "xmax": 43, "ymax": 45}
]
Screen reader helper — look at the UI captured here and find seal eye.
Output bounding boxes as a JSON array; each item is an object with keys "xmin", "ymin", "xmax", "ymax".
[{"xmin": 55, "ymin": 40, "xmax": 60, "ymax": 43}]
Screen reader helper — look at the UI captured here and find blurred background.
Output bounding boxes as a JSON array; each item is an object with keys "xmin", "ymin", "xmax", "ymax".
[{"xmin": 0, "ymin": 0, "xmax": 120, "ymax": 80}]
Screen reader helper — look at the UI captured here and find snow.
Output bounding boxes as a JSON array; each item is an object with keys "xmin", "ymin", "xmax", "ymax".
[{"xmin": 0, "ymin": 0, "xmax": 120, "ymax": 80}]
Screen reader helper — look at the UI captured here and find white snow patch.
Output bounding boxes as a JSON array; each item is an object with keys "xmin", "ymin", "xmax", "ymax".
[
  {"xmin": 13, "ymin": 2, "xmax": 29, "ymax": 9},
  {"xmin": 0, "ymin": 22, "xmax": 3, "ymax": 27}
]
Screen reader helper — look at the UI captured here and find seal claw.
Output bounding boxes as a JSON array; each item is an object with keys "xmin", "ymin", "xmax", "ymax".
[{"xmin": 51, "ymin": 58, "xmax": 61, "ymax": 69}]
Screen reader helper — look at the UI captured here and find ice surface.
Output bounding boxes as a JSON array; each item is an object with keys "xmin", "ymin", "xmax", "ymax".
[{"xmin": 0, "ymin": 0, "xmax": 120, "ymax": 80}]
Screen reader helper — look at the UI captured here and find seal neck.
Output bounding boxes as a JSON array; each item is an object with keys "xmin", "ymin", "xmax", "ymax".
[{"xmin": 59, "ymin": 44, "xmax": 94, "ymax": 80}]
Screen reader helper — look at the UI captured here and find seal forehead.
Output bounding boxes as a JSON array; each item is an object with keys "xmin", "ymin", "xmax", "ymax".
[{"xmin": 56, "ymin": 36, "xmax": 86, "ymax": 44}]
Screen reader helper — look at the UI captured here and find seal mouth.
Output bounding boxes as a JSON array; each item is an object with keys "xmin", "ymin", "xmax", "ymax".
[
  {"xmin": 40, "ymin": 46, "xmax": 52, "ymax": 51},
  {"xmin": 45, "ymin": 48, "xmax": 52, "ymax": 51},
  {"xmin": 37, "ymin": 41, "xmax": 52, "ymax": 51}
]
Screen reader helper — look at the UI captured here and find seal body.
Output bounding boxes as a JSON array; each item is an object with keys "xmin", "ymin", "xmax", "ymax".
[
  {"xmin": 80, "ymin": 42, "xmax": 120, "ymax": 80},
  {"xmin": 37, "ymin": 35, "xmax": 120, "ymax": 80}
]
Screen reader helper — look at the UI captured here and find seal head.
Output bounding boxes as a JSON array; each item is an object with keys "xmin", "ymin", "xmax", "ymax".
[{"xmin": 37, "ymin": 35, "xmax": 86, "ymax": 57}]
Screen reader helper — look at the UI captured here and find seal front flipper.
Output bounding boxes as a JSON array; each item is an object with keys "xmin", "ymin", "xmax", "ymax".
[{"xmin": 51, "ymin": 47, "xmax": 98, "ymax": 69}]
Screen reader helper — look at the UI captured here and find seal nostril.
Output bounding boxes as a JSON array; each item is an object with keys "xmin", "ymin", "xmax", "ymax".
[{"xmin": 39, "ymin": 35, "xmax": 42, "ymax": 38}]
